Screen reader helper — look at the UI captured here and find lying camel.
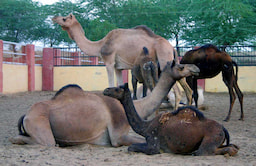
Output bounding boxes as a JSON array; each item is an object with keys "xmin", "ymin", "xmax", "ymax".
[
  {"xmin": 180, "ymin": 44, "xmax": 243, "ymax": 121},
  {"xmin": 9, "ymin": 60, "xmax": 199, "ymax": 147},
  {"xmin": 103, "ymin": 83, "xmax": 239, "ymax": 156},
  {"xmin": 52, "ymin": 13, "xmax": 193, "ymax": 109},
  {"xmin": 131, "ymin": 47, "xmax": 158, "ymax": 100}
]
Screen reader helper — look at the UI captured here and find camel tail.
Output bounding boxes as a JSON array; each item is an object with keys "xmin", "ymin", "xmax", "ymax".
[
  {"xmin": 232, "ymin": 61, "xmax": 238, "ymax": 81},
  {"xmin": 222, "ymin": 126, "xmax": 230, "ymax": 146},
  {"xmin": 18, "ymin": 115, "xmax": 29, "ymax": 136}
]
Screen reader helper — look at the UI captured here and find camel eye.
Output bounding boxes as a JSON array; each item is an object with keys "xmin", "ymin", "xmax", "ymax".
[{"xmin": 63, "ymin": 18, "xmax": 66, "ymax": 22}]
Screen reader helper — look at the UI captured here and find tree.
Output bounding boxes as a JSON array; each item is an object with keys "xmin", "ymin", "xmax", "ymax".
[
  {"xmin": 182, "ymin": 0, "xmax": 256, "ymax": 46},
  {"xmin": 0, "ymin": 0, "xmax": 44, "ymax": 43}
]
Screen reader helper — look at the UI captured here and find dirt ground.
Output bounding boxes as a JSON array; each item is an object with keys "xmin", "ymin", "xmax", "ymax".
[{"xmin": 0, "ymin": 90, "xmax": 256, "ymax": 166}]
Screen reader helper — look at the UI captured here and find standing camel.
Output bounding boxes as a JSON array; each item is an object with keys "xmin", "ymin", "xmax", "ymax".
[
  {"xmin": 131, "ymin": 47, "xmax": 158, "ymax": 100},
  {"xmin": 52, "ymin": 13, "xmax": 193, "ymax": 108},
  {"xmin": 9, "ymin": 61, "xmax": 200, "ymax": 147},
  {"xmin": 180, "ymin": 44, "xmax": 243, "ymax": 121}
]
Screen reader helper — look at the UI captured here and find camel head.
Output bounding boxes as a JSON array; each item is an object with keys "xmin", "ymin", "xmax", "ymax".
[
  {"xmin": 52, "ymin": 13, "xmax": 84, "ymax": 40},
  {"xmin": 52, "ymin": 13, "xmax": 76, "ymax": 28},
  {"xmin": 163, "ymin": 60, "xmax": 200, "ymax": 80},
  {"xmin": 103, "ymin": 83, "xmax": 129, "ymax": 101}
]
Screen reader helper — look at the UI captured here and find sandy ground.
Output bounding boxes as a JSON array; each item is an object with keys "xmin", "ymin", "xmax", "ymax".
[{"xmin": 0, "ymin": 90, "xmax": 256, "ymax": 166}]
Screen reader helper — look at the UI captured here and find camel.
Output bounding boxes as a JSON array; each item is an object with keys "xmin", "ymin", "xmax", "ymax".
[
  {"xmin": 9, "ymin": 60, "xmax": 200, "ymax": 147},
  {"xmin": 103, "ymin": 83, "xmax": 239, "ymax": 156},
  {"xmin": 52, "ymin": 13, "xmax": 193, "ymax": 109},
  {"xmin": 180, "ymin": 44, "xmax": 244, "ymax": 121},
  {"xmin": 131, "ymin": 47, "xmax": 158, "ymax": 100}
]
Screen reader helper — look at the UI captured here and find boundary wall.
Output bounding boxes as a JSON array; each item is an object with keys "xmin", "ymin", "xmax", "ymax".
[{"xmin": 1, "ymin": 40, "xmax": 256, "ymax": 94}]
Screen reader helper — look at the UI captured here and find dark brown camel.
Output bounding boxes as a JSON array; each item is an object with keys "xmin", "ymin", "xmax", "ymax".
[
  {"xmin": 103, "ymin": 83, "xmax": 239, "ymax": 156},
  {"xmin": 180, "ymin": 44, "xmax": 243, "ymax": 121},
  {"xmin": 131, "ymin": 47, "xmax": 158, "ymax": 100}
]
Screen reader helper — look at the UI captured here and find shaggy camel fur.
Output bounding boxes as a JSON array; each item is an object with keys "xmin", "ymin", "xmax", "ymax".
[
  {"xmin": 9, "ymin": 61, "xmax": 199, "ymax": 147},
  {"xmin": 180, "ymin": 44, "xmax": 243, "ymax": 121},
  {"xmin": 104, "ymin": 83, "xmax": 239, "ymax": 156},
  {"xmin": 52, "ymin": 13, "xmax": 193, "ymax": 109},
  {"xmin": 131, "ymin": 47, "xmax": 158, "ymax": 100}
]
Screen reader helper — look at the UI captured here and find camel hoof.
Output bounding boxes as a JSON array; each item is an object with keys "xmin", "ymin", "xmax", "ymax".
[
  {"xmin": 239, "ymin": 117, "xmax": 244, "ymax": 121},
  {"xmin": 224, "ymin": 117, "xmax": 230, "ymax": 122}
]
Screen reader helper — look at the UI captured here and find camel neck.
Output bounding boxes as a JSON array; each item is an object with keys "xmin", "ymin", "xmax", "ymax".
[
  {"xmin": 134, "ymin": 71, "xmax": 176, "ymax": 119},
  {"xmin": 68, "ymin": 25, "xmax": 103, "ymax": 56},
  {"xmin": 120, "ymin": 90, "xmax": 147, "ymax": 137}
]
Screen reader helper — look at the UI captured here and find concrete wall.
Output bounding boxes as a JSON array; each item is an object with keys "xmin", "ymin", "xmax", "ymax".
[
  {"xmin": 205, "ymin": 66, "xmax": 256, "ymax": 92},
  {"xmin": 2, "ymin": 63, "xmax": 256, "ymax": 93},
  {"xmin": 2, "ymin": 64, "xmax": 42, "ymax": 93},
  {"xmin": 3, "ymin": 64, "xmax": 28, "ymax": 93},
  {"xmin": 54, "ymin": 66, "xmax": 256, "ymax": 92},
  {"xmin": 54, "ymin": 66, "xmax": 110, "ymax": 91}
]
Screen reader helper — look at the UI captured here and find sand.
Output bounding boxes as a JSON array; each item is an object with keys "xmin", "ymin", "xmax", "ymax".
[{"xmin": 0, "ymin": 91, "xmax": 256, "ymax": 166}]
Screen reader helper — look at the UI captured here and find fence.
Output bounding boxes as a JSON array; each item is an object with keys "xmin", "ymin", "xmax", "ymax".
[
  {"xmin": 2, "ymin": 41, "xmax": 43, "ymax": 65},
  {"xmin": 53, "ymin": 47, "xmax": 105, "ymax": 66}
]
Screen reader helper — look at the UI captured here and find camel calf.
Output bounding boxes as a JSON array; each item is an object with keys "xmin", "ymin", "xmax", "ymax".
[{"xmin": 131, "ymin": 47, "xmax": 158, "ymax": 100}]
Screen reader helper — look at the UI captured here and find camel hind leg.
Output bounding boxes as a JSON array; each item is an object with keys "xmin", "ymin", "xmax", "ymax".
[
  {"xmin": 233, "ymin": 80, "xmax": 244, "ymax": 120},
  {"xmin": 214, "ymin": 144, "xmax": 239, "ymax": 156},
  {"xmin": 222, "ymin": 70, "xmax": 236, "ymax": 121},
  {"xmin": 22, "ymin": 103, "xmax": 55, "ymax": 146}
]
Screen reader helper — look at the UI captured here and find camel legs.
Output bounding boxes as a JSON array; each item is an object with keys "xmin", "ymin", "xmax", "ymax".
[
  {"xmin": 214, "ymin": 144, "xmax": 239, "ymax": 156},
  {"xmin": 178, "ymin": 78, "xmax": 193, "ymax": 105},
  {"xmin": 233, "ymin": 81, "xmax": 244, "ymax": 120},
  {"xmin": 9, "ymin": 135, "xmax": 37, "ymax": 145},
  {"xmin": 23, "ymin": 115, "xmax": 56, "ymax": 146},
  {"xmin": 222, "ymin": 69, "xmax": 244, "ymax": 121},
  {"xmin": 115, "ymin": 68, "xmax": 123, "ymax": 86},
  {"xmin": 132, "ymin": 74, "xmax": 138, "ymax": 100},
  {"xmin": 105, "ymin": 63, "xmax": 116, "ymax": 87},
  {"xmin": 128, "ymin": 135, "xmax": 160, "ymax": 155},
  {"xmin": 172, "ymin": 83, "xmax": 182, "ymax": 110}
]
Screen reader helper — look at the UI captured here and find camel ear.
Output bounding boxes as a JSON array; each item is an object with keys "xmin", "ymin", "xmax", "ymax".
[
  {"xmin": 171, "ymin": 60, "xmax": 176, "ymax": 68},
  {"xmin": 124, "ymin": 83, "xmax": 129, "ymax": 90},
  {"xmin": 69, "ymin": 13, "xmax": 73, "ymax": 19}
]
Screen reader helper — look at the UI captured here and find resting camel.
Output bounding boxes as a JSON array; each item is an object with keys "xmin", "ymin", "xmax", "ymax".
[
  {"xmin": 9, "ymin": 60, "xmax": 200, "ymax": 147},
  {"xmin": 52, "ymin": 13, "xmax": 193, "ymax": 109},
  {"xmin": 103, "ymin": 83, "xmax": 239, "ymax": 156},
  {"xmin": 131, "ymin": 47, "xmax": 158, "ymax": 100},
  {"xmin": 180, "ymin": 44, "xmax": 244, "ymax": 121}
]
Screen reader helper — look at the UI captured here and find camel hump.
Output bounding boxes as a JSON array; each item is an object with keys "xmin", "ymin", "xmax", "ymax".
[
  {"xmin": 52, "ymin": 84, "xmax": 83, "ymax": 99},
  {"xmin": 133, "ymin": 25, "xmax": 157, "ymax": 38},
  {"xmin": 199, "ymin": 44, "xmax": 221, "ymax": 52},
  {"xmin": 172, "ymin": 106, "xmax": 206, "ymax": 121}
]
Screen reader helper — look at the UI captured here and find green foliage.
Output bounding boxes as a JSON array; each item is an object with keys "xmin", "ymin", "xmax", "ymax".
[
  {"xmin": 0, "ymin": 0, "xmax": 255, "ymax": 46},
  {"xmin": 182, "ymin": 0, "xmax": 256, "ymax": 45}
]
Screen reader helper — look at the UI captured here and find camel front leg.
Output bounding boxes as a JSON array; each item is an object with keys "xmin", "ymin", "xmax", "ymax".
[
  {"xmin": 115, "ymin": 68, "xmax": 123, "ymax": 86},
  {"xmin": 105, "ymin": 63, "xmax": 116, "ymax": 87},
  {"xmin": 178, "ymin": 78, "xmax": 193, "ymax": 105},
  {"xmin": 172, "ymin": 83, "xmax": 182, "ymax": 110}
]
